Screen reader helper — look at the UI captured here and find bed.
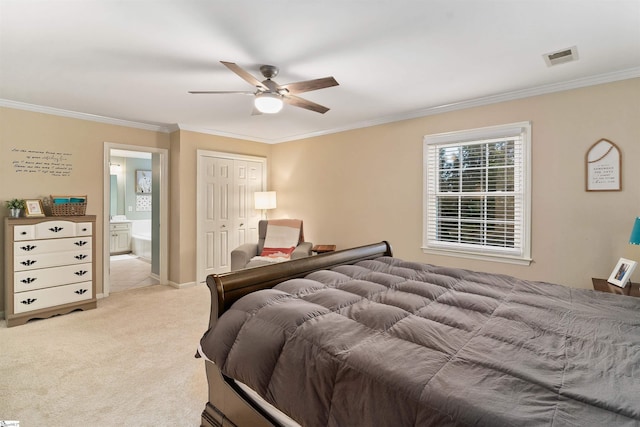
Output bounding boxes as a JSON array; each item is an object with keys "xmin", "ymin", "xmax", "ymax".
[{"xmin": 197, "ymin": 241, "xmax": 640, "ymax": 427}]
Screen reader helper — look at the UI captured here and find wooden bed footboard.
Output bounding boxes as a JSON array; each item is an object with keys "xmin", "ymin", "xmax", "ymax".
[
  {"xmin": 201, "ymin": 241, "xmax": 392, "ymax": 427},
  {"xmin": 205, "ymin": 241, "xmax": 392, "ymax": 326}
]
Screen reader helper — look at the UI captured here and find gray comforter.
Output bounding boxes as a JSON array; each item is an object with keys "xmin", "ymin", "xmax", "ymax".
[{"xmin": 200, "ymin": 257, "xmax": 640, "ymax": 426}]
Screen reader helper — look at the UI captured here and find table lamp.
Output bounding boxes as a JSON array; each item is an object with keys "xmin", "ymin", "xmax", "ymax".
[
  {"xmin": 624, "ymin": 216, "xmax": 640, "ymax": 286},
  {"xmin": 255, "ymin": 191, "xmax": 276, "ymax": 219},
  {"xmin": 629, "ymin": 217, "xmax": 640, "ymax": 246}
]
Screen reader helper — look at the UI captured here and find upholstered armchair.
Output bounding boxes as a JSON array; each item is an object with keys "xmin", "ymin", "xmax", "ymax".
[{"xmin": 231, "ymin": 219, "xmax": 313, "ymax": 271}]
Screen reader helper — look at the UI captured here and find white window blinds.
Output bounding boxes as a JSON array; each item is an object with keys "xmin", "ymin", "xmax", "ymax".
[{"xmin": 423, "ymin": 122, "xmax": 531, "ymax": 264}]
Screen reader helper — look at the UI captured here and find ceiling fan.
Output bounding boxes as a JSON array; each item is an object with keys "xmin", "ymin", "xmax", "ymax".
[{"xmin": 189, "ymin": 61, "xmax": 339, "ymax": 114}]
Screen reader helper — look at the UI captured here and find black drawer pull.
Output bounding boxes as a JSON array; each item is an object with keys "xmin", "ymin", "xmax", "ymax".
[
  {"xmin": 75, "ymin": 289, "xmax": 88, "ymax": 295},
  {"xmin": 81, "ymin": 228, "xmax": 88, "ymax": 232},
  {"xmin": 20, "ymin": 260, "xmax": 37, "ymax": 266},
  {"xmin": 74, "ymin": 270, "xmax": 88, "ymax": 276},
  {"xmin": 21, "ymin": 298, "xmax": 37, "ymax": 305},
  {"xmin": 20, "ymin": 245, "xmax": 37, "ymax": 251},
  {"xmin": 20, "ymin": 231, "xmax": 27, "ymax": 235},
  {"xmin": 74, "ymin": 241, "xmax": 88, "ymax": 247},
  {"xmin": 49, "ymin": 226, "xmax": 64, "ymax": 233},
  {"xmin": 75, "ymin": 254, "xmax": 88, "ymax": 260},
  {"xmin": 21, "ymin": 277, "xmax": 37, "ymax": 284}
]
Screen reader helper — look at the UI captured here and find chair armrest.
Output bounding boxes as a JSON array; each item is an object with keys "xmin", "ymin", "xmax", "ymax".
[
  {"xmin": 231, "ymin": 243, "xmax": 259, "ymax": 271},
  {"xmin": 291, "ymin": 242, "xmax": 313, "ymax": 260}
]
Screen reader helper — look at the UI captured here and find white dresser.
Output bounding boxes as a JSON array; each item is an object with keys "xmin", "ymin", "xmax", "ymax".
[{"xmin": 4, "ymin": 215, "xmax": 97, "ymax": 327}]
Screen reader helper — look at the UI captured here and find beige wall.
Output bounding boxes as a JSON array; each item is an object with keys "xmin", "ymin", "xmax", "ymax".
[
  {"xmin": 0, "ymin": 108, "xmax": 170, "ymax": 310},
  {"xmin": 1, "ymin": 78, "xmax": 638, "ymax": 317},
  {"xmin": 270, "ymin": 78, "xmax": 640, "ymax": 289},
  {"xmin": 0, "ymin": 108, "xmax": 271, "ymax": 314},
  {"xmin": 168, "ymin": 130, "xmax": 271, "ymax": 285}
]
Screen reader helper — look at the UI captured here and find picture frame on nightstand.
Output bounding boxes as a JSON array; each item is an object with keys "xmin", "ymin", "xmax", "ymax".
[{"xmin": 607, "ymin": 257, "xmax": 637, "ymax": 288}]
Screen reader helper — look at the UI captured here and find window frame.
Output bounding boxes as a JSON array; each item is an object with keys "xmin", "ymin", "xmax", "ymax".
[{"xmin": 422, "ymin": 122, "xmax": 532, "ymax": 265}]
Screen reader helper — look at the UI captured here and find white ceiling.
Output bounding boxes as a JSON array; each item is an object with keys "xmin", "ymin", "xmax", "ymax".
[{"xmin": 1, "ymin": 1, "xmax": 639, "ymax": 143}]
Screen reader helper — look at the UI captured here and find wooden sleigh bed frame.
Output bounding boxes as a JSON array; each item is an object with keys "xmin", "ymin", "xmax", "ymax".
[
  {"xmin": 198, "ymin": 241, "xmax": 640, "ymax": 427},
  {"xmin": 200, "ymin": 241, "xmax": 393, "ymax": 427}
]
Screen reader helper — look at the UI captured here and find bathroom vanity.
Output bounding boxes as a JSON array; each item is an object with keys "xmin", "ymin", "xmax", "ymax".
[{"xmin": 109, "ymin": 220, "xmax": 132, "ymax": 254}]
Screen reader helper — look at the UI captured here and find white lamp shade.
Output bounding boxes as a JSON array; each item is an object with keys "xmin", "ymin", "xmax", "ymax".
[
  {"xmin": 254, "ymin": 93, "xmax": 283, "ymax": 114},
  {"xmin": 254, "ymin": 191, "xmax": 277, "ymax": 210}
]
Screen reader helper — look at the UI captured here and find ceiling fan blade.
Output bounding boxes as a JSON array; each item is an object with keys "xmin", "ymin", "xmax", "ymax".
[
  {"xmin": 280, "ymin": 77, "xmax": 338, "ymax": 94},
  {"xmin": 283, "ymin": 94, "xmax": 330, "ymax": 114},
  {"xmin": 188, "ymin": 90, "xmax": 254, "ymax": 94},
  {"xmin": 221, "ymin": 61, "xmax": 267, "ymax": 90}
]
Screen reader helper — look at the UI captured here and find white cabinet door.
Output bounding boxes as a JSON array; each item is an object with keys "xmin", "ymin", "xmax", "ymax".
[
  {"xmin": 109, "ymin": 223, "xmax": 131, "ymax": 254},
  {"xmin": 114, "ymin": 229, "xmax": 131, "ymax": 253}
]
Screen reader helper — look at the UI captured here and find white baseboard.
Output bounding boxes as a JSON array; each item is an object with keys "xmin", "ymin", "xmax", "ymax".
[{"xmin": 169, "ymin": 280, "xmax": 196, "ymax": 289}]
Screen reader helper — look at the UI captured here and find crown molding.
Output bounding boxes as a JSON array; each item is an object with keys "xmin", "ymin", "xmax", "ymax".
[
  {"xmin": 2, "ymin": 68, "xmax": 638, "ymax": 144},
  {"xmin": 176, "ymin": 124, "xmax": 271, "ymax": 144},
  {"xmin": 0, "ymin": 99, "xmax": 172, "ymax": 133},
  {"xmin": 307, "ymin": 67, "xmax": 640, "ymax": 141}
]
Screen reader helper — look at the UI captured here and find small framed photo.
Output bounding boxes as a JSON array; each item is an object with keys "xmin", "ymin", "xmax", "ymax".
[
  {"xmin": 607, "ymin": 257, "xmax": 637, "ymax": 288},
  {"xmin": 25, "ymin": 199, "xmax": 45, "ymax": 217}
]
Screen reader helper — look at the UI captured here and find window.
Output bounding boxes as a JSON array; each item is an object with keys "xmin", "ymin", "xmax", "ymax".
[{"xmin": 423, "ymin": 122, "xmax": 531, "ymax": 264}]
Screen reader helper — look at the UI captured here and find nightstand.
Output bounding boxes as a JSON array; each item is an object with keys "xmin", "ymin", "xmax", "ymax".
[
  {"xmin": 312, "ymin": 245, "xmax": 336, "ymax": 254},
  {"xmin": 592, "ymin": 278, "xmax": 640, "ymax": 297}
]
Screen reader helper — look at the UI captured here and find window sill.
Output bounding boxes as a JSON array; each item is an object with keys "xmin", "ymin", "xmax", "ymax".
[{"xmin": 421, "ymin": 247, "xmax": 532, "ymax": 266}]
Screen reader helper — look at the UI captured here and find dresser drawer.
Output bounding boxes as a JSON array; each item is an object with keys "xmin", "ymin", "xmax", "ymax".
[
  {"xmin": 14, "ymin": 225, "xmax": 35, "ymax": 241},
  {"xmin": 77, "ymin": 222, "xmax": 93, "ymax": 236},
  {"xmin": 14, "ymin": 263, "xmax": 93, "ymax": 292},
  {"xmin": 35, "ymin": 220, "xmax": 76, "ymax": 239},
  {"xmin": 15, "ymin": 249, "xmax": 92, "ymax": 271},
  {"xmin": 14, "ymin": 236, "xmax": 92, "ymax": 256},
  {"xmin": 14, "ymin": 281, "xmax": 93, "ymax": 314}
]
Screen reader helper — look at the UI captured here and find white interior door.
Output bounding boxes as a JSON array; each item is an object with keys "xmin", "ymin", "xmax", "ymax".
[
  {"xmin": 201, "ymin": 156, "xmax": 233, "ymax": 277},
  {"xmin": 233, "ymin": 160, "xmax": 262, "ymax": 247},
  {"xmin": 197, "ymin": 151, "xmax": 266, "ymax": 282}
]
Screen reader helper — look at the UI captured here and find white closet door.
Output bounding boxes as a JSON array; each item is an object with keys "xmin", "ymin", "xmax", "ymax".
[
  {"xmin": 245, "ymin": 161, "xmax": 262, "ymax": 243},
  {"xmin": 233, "ymin": 160, "xmax": 263, "ymax": 248},
  {"xmin": 198, "ymin": 152, "xmax": 266, "ymax": 281},
  {"xmin": 233, "ymin": 160, "xmax": 249, "ymax": 248},
  {"xmin": 201, "ymin": 156, "xmax": 233, "ymax": 276}
]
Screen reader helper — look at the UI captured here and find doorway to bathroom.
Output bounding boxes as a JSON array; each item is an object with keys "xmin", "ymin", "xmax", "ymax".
[{"xmin": 103, "ymin": 143, "xmax": 168, "ymax": 296}]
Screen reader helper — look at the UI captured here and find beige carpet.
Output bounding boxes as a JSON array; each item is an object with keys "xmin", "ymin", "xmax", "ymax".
[{"xmin": 0, "ymin": 284, "xmax": 211, "ymax": 427}]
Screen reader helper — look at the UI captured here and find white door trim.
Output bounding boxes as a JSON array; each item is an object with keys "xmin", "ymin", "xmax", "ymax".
[
  {"xmin": 103, "ymin": 142, "xmax": 169, "ymax": 297},
  {"xmin": 196, "ymin": 150, "xmax": 267, "ymax": 284}
]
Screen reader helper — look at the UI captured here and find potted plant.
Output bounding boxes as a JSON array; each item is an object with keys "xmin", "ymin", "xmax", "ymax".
[{"xmin": 6, "ymin": 198, "xmax": 25, "ymax": 218}]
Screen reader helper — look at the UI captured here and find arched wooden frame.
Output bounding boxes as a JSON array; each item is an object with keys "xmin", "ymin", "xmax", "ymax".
[{"xmin": 586, "ymin": 138, "xmax": 621, "ymax": 191}]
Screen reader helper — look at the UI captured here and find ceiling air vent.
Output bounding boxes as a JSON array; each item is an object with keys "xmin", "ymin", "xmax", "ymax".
[{"xmin": 543, "ymin": 46, "xmax": 579, "ymax": 67}]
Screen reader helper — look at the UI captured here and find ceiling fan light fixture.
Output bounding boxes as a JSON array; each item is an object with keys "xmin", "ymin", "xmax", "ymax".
[{"xmin": 254, "ymin": 92, "xmax": 283, "ymax": 114}]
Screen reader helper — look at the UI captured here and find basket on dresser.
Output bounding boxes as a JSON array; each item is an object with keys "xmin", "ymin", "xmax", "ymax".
[{"xmin": 44, "ymin": 195, "xmax": 87, "ymax": 216}]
